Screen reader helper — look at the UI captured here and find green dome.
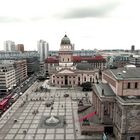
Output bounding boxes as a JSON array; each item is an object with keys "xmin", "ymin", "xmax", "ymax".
[{"xmin": 61, "ymin": 34, "xmax": 71, "ymax": 45}]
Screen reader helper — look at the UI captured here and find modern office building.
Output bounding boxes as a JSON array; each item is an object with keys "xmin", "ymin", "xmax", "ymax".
[
  {"xmin": 131, "ymin": 45, "xmax": 135, "ymax": 52},
  {"xmin": 37, "ymin": 40, "xmax": 49, "ymax": 62},
  {"xmin": 0, "ymin": 63, "xmax": 16, "ymax": 93},
  {"xmin": 92, "ymin": 66, "xmax": 140, "ymax": 140},
  {"xmin": 16, "ymin": 44, "xmax": 24, "ymax": 53},
  {"xmin": 0, "ymin": 60, "xmax": 27, "ymax": 91},
  {"xmin": 0, "ymin": 51, "xmax": 40, "ymax": 76},
  {"xmin": 26, "ymin": 57, "xmax": 40, "ymax": 76},
  {"xmin": 129, "ymin": 55, "xmax": 140, "ymax": 67},
  {"xmin": 13, "ymin": 60, "xmax": 27, "ymax": 84},
  {"xmin": 4, "ymin": 40, "xmax": 16, "ymax": 51}
]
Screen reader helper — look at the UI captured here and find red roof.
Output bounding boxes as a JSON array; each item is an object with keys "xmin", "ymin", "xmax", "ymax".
[
  {"xmin": 73, "ymin": 55, "xmax": 106, "ymax": 62},
  {"xmin": 45, "ymin": 57, "xmax": 59, "ymax": 63},
  {"xmin": 45, "ymin": 55, "xmax": 106, "ymax": 63}
]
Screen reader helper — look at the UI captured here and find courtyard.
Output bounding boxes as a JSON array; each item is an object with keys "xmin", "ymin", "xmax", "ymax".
[{"xmin": 0, "ymin": 81, "xmax": 102, "ymax": 140}]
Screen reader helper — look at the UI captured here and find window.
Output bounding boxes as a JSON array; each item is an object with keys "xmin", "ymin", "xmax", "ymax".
[
  {"xmin": 90, "ymin": 77, "xmax": 92, "ymax": 82},
  {"xmin": 57, "ymin": 81, "xmax": 59, "ymax": 84},
  {"xmin": 68, "ymin": 58, "xmax": 69, "ymax": 62},
  {"xmin": 84, "ymin": 77, "xmax": 86, "ymax": 81},
  {"xmin": 130, "ymin": 137, "xmax": 135, "ymax": 140},
  {"xmin": 78, "ymin": 77, "xmax": 80, "ymax": 81},
  {"xmin": 127, "ymin": 82, "xmax": 130, "ymax": 89},
  {"xmin": 53, "ymin": 80, "xmax": 55, "ymax": 83},
  {"xmin": 135, "ymin": 82, "xmax": 138, "ymax": 88}
]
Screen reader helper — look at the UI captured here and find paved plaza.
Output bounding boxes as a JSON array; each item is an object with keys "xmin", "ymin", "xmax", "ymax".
[{"xmin": 0, "ymin": 81, "xmax": 101, "ymax": 140}]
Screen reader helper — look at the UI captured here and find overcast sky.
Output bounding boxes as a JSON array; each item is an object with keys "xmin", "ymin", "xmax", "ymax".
[{"xmin": 0, "ymin": 0, "xmax": 140, "ymax": 51}]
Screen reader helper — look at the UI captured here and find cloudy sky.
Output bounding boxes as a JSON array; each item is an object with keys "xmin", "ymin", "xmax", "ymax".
[{"xmin": 0, "ymin": 0, "xmax": 140, "ymax": 51}]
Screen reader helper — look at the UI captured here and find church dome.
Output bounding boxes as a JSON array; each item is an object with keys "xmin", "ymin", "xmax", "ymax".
[{"xmin": 61, "ymin": 34, "xmax": 71, "ymax": 45}]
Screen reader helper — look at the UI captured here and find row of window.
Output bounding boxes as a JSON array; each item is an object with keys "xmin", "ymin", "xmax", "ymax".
[
  {"xmin": 62, "ymin": 58, "xmax": 70, "ymax": 62},
  {"xmin": 54, "ymin": 76, "xmax": 76, "ymax": 79},
  {"xmin": 53, "ymin": 80, "xmax": 75, "ymax": 85},
  {"xmin": 127, "ymin": 82, "xmax": 138, "ymax": 89}
]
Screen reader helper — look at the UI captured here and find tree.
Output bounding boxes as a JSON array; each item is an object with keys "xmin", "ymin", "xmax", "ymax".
[{"xmin": 81, "ymin": 82, "xmax": 92, "ymax": 91}]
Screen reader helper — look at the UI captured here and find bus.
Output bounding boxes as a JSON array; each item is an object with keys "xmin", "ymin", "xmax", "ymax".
[{"xmin": 0, "ymin": 99, "xmax": 9, "ymax": 112}]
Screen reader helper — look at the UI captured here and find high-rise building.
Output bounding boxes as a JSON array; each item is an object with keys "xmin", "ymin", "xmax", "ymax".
[
  {"xmin": 0, "ymin": 59, "xmax": 27, "ymax": 90},
  {"xmin": 129, "ymin": 55, "xmax": 140, "ymax": 67},
  {"xmin": 0, "ymin": 63, "xmax": 16, "ymax": 93},
  {"xmin": 37, "ymin": 40, "xmax": 49, "ymax": 62},
  {"xmin": 16, "ymin": 44, "xmax": 24, "ymax": 53},
  {"xmin": 131, "ymin": 45, "xmax": 135, "ymax": 52},
  {"xmin": 4, "ymin": 40, "xmax": 16, "ymax": 51}
]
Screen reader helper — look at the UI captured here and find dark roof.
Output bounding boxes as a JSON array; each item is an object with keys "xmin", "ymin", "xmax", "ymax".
[
  {"xmin": 109, "ymin": 67, "xmax": 140, "ymax": 80},
  {"xmin": 61, "ymin": 34, "xmax": 71, "ymax": 45},
  {"xmin": 76, "ymin": 62, "xmax": 93, "ymax": 70},
  {"xmin": 94, "ymin": 83, "xmax": 115, "ymax": 97}
]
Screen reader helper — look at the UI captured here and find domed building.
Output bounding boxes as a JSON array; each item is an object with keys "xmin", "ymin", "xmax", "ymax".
[
  {"xmin": 46, "ymin": 34, "xmax": 102, "ymax": 87},
  {"xmin": 60, "ymin": 34, "xmax": 71, "ymax": 45}
]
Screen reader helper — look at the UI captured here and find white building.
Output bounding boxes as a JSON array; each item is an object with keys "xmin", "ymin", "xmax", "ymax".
[
  {"xmin": 129, "ymin": 55, "xmax": 140, "ymax": 67},
  {"xmin": 0, "ymin": 60, "xmax": 28, "ymax": 94},
  {"xmin": 37, "ymin": 40, "xmax": 49, "ymax": 62},
  {"xmin": 4, "ymin": 40, "xmax": 16, "ymax": 51},
  {"xmin": 0, "ymin": 64, "xmax": 16, "ymax": 93},
  {"xmin": 49, "ymin": 34, "xmax": 99, "ymax": 87}
]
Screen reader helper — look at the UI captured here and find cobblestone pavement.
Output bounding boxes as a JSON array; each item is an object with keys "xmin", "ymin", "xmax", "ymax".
[{"xmin": 0, "ymin": 81, "xmax": 101, "ymax": 140}]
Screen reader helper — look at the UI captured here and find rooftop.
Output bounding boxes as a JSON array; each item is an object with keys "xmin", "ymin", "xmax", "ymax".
[
  {"xmin": 93, "ymin": 83, "xmax": 115, "ymax": 97},
  {"xmin": 103, "ymin": 67, "xmax": 140, "ymax": 80},
  {"xmin": 110, "ymin": 67, "xmax": 140, "ymax": 80},
  {"xmin": 117, "ymin": 96, "xmax": 140, "ymax": 105},
  {"xmin": 76, "ymin": 62, "xmax": 93, "ymax": 70}
]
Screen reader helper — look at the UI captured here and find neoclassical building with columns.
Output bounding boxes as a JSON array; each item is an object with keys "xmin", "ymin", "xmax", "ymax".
[
  {"xmin": 46, "ymin": 34, "xmax": 101, "ymax": 87},
  {"xmin": 92, "ymin": 66, "xmax": 140, "ymax": 140}
]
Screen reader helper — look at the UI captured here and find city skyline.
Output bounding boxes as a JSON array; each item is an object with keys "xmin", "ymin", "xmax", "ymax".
[{"xmin": 0, "ymin": 0, "xmax": 140, "ymax": 51}]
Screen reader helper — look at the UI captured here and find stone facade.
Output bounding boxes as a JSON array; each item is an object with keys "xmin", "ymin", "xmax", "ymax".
[
  {"xmin": 92, "ymin": 67, "xmax": 140, "ymax": 140},
  {"xmin": 51, "ymin": 69, "xmax": 98, "ymax": 87},
  {"xmin": 48, "ymin": 34, "xmax": 99, "ymax": 87},
  {"xmin": 113, "ymin": 99, "xmax": 140, "ymax": 140}
]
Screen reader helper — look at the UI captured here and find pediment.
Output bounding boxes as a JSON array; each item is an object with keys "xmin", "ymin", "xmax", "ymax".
[{"xmin": 58, "ymin": 69, "xmax": 74, "ymax": 74}]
